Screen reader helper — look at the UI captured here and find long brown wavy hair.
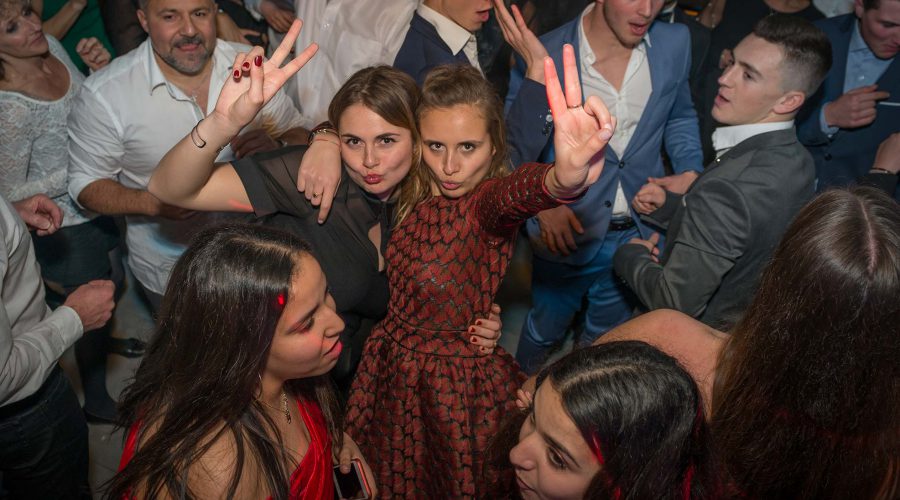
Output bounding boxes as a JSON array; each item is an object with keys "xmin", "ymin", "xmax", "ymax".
[
  {"xmin": 396, "ymin": 64, "xmax": 510, "ymax": 224},
  {"xmin": 106, "ymin": 224, "xmax": 343, "ymax": 500},
  {"xmin": 712, "ymin": 187, "xmax": 900, "ymax": 499}
]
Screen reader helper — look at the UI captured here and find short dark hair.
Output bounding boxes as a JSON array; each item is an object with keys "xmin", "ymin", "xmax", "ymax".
[
  {"xmin": 861, "ymin": 0, "xmax": 892, "ymax": 9},
  {"xmin": 752, "ymin": 14, "xmax": 832, "ymax": 96}
]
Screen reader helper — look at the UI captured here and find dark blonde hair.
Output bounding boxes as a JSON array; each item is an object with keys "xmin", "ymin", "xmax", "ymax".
[
  {"xmin": 0, "ymin": 0, "xmax": 34, "ymax": 81},
  {"xmin": 397, "ymin": 65, "xmax": 510, "ymax": 223},
  {"xmin": 327, "ymin": 64, "xmax": 421, "ymax": 173}
]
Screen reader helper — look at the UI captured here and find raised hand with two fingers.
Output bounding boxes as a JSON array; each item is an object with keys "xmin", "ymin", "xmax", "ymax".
[
  {"xmin": 543, "ymin": 45, "xmax": 616, "ymax": 199},
  {"xmin": 207, "ymin": 19, "xmax": 317, "ymax": 140}
]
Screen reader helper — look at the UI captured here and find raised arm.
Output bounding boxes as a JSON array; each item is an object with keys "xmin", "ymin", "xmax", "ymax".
[
  {"xmin": 148, "ymin": 21, "xmax": 317, "ymax": 212},
  {"xmin": 477, "ymin": 45, "xmax": 615, "ymax": 235},
  {"xmin": 542, "ymin": 45, "xmax": 615, "ymax": 199},
  {"xmin": 33, "ymin": 0, "xmax": 86, "ymax": 41}
]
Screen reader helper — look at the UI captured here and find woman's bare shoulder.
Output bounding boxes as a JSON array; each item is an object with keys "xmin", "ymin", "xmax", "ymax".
[
  {"xmin": 598, "ymin": 309, "xmax": 728, "ymax": 357},
  {"xmin": 135, "ymin": 421, "xmax": 263, "ymax": 500}
]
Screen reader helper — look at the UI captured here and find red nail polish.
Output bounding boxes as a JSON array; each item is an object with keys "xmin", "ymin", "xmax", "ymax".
[
  {"xmin": 476, "ymin": 320, "xmax": 482, "ymax": 326},
  {"xmin": 233, "ymin": 69, "xmax": 240, "ymax": 78},
  {"xmin": 254, "ymin": 55, "xmax": 263, "ymax": 67},
  {"xmin": 470, "ymin": 336, "xmax": 477, "ymax": 343},
  {"xmin": 242, "ymin": 61, "xmax": 250, "ymax": 70},
  {"xmin": 469, "ymin": 326, "xmax": 475, "ymax": 333}
]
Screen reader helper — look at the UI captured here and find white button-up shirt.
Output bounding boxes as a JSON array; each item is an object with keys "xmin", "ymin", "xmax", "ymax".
[
  {"xmin": 712, "ymin": 120, "xmax": 795, "ymax": 158},
  {"xmin": 273, "ymin": 0, "xmax": 418, "ymax": 127},
  {"xmin": 417, "ymin": 4, "xmax": 482, "ymax": 71},
  {"xmin": 68, "ymin": 39, "xmax": 303, "ymax": 295},
  {"xmin": 577, "ymin": 4, "xmax": 652, "ymax": 217},
  {"xmin": 1, "ymin": 196, "xmax": 82, "ymax": 406}
]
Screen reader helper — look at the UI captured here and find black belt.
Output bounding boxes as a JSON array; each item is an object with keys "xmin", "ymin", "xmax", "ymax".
[
  {"xmin": 608, "ymin": 217, "xmax": 636, "ymax": 231},
  {"xmin": 0, "ymin": 365, "xmax": 62, "ymax": 420}
]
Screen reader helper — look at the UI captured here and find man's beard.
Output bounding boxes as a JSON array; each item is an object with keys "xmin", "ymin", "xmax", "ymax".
[{"xmin": 158, "ymin": 34, "xmax": 212, "ymax": 75}]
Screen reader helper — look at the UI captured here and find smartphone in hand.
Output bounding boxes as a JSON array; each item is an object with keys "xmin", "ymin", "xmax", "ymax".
[{"xmin": 333, "ymin": 459, "xmax": 371, "ymax": 500}]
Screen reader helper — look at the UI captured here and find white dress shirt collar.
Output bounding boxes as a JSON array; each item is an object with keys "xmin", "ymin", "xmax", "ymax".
[
  {"xmin": 142, "ymin": 39, "xmax": 232, "ymax": 103},
  {"xmin": 579, "ymin": 3, "xmax": 651, "ymax": 64},
  {"xmin": 417, "ymin": 4, "xmax": 474, "ymax": 57},
  {"xmin": 712, "ymin": 120, "xmax": 794, "ymax": 156}
]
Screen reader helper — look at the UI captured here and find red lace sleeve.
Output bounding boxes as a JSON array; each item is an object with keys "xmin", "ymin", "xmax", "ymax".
[{"xmin": 471, "ymin": 162, "xmax": 561, "ymax": 238}]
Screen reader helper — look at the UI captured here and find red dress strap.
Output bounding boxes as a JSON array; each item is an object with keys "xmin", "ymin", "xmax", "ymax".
[
  {"xmin": 289, "ymin": 398, "xmax": 335, "ymax": 500},
  {"xmin": 119, "ymin": 419, "xmax": 142, "ymax": 473}
]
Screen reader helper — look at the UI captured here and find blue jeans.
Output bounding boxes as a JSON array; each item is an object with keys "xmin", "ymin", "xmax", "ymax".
[
  {"xmin": 515, "ymin": 227, "xmax": 639, "ymax": 374},
  {"xmin": 0, "ymin": 367, "xmax": 90, "ymax": 499}
]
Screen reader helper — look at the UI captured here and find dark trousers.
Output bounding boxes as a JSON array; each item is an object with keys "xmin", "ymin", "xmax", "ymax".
[
  {"xmin": 0, "ymin": 367, "xmax": 90, "ymax": 500},
  {"xmin": 33, "ymin": 216, "xmax": 121, "ymax": 416}
]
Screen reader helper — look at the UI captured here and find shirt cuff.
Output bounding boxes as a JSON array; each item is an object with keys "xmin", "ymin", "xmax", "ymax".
[
  {"xmin": 48, "ymin": 305, "xmax": 85, "ymax": 354},
  {"xmin": 819, "ymin": 105, "xmax": 839, "ymax": 137}
]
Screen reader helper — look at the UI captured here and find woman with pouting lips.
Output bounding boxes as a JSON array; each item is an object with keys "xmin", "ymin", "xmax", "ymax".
[
  {"xmin": 343, "ymin": 49, "xmax": 617, "ymax": 496},
  {"xmin": 148, "ymin": 24, "xmax": 503, "ymax": 396}
]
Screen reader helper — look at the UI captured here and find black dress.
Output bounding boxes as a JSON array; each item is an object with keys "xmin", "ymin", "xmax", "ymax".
[{"xmin": 233, "ymin": 146, "xmax": 392, "ymax": 391}]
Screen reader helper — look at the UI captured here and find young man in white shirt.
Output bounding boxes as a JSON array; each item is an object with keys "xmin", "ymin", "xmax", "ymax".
[
  {"xmin": 615, "ymin": 15, "xmax": 831, "ymax": 330},
  {"xmin": 68, "ymin": 0, "xmax": 306, "ymax": 309},
  {"xmin": 501, "ymin": 0, "xmax": 704, "ymax": 373}
]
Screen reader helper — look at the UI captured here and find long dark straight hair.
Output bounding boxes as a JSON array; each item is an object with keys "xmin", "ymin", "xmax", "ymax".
[
  {"xmin": 483, "ymin": 341, "xmax": 713, "ymax": 499},
  {"xmin": 105, "ymin": 224, "xmax": 342, "ymax": 500},
  {"xmin": 712, "ymin": 187, "xmax": 900, "ymax": 499},
  {"xmin": 546, "ymin": 342, "xmax": 712, "ymax": 499}
]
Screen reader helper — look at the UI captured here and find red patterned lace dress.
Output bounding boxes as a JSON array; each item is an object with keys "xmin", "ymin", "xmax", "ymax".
[{"xmin": 345, "ymin": 163, "xmax": 562, "ymax": 498}]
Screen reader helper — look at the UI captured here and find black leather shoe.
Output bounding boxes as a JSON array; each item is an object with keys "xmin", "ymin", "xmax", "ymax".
[{"xmin": 107, "ymin": 337, "xmax": 146, "ymax": 358}]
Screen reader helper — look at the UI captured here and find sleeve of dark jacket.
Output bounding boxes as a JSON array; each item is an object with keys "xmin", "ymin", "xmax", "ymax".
[{"xmin": 613, "ymin": 177, "xmax": 749, "ymax": 317}]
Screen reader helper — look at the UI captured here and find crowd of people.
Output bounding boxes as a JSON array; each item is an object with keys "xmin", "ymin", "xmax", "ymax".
[{"xmin": 0, "ymin": 0, "xmax": 897, "ymax": 499}]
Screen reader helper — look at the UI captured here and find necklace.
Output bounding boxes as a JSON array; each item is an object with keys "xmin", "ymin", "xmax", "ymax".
[{"xmin": 258, "ymin": 390, "xmax": 292, "ymax": 424}]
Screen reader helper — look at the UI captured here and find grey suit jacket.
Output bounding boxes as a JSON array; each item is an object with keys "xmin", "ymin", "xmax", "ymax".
[{"xmin": 614, "ymin": 128, "xmax": 815, "ymax": 330}]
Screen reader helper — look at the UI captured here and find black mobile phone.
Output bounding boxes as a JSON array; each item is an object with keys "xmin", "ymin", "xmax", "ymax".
[{"xmin": 333, "ymin": 459, "xmax": 371, "ymax": 500}]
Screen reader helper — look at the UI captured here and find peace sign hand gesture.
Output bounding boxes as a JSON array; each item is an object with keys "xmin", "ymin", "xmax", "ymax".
[
  {"xmin": 210, "ymin": 20, "xmax": 318, "ymax": 138},
  {"xmin": 543, "ymin": 45, "xmax": 616, "ymax": 199}
]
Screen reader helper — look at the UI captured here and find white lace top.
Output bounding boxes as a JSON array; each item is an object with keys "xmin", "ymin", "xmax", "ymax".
[{"xmin": 0, "ymin": 36, "xmax": 89, "ymax": 227}]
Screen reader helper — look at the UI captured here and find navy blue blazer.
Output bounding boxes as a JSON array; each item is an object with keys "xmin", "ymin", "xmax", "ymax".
[
  {"xmin": 505, "ymin": 19, "xmax": 703, "ymax": 266},
  {"xmin": 393, "ymin": 12, "xmax": 470, "ymax": 85},
  {"xmin": 797, "ymin": 14, "xmax": 900, "ymax": 199}
]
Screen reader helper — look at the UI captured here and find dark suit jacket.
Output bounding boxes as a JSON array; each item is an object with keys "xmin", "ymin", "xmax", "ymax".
[
  {"xmin": 614, "ymin": 128, "xmax": 815, "ymax": 330},
  {"xmin": 797, "ymin": 14, "xmax": 900, "ymax": 200},
  {"xmin": 671, "ymin": 7, "xmax": 710, "ymax": 114},
  {"xmin": 392, "ymin": 12, "xmax": 470, "ymax": 85},
  {"xmin": 504, "ymin": 19, "xmax": 703, "ymax": 266}
]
